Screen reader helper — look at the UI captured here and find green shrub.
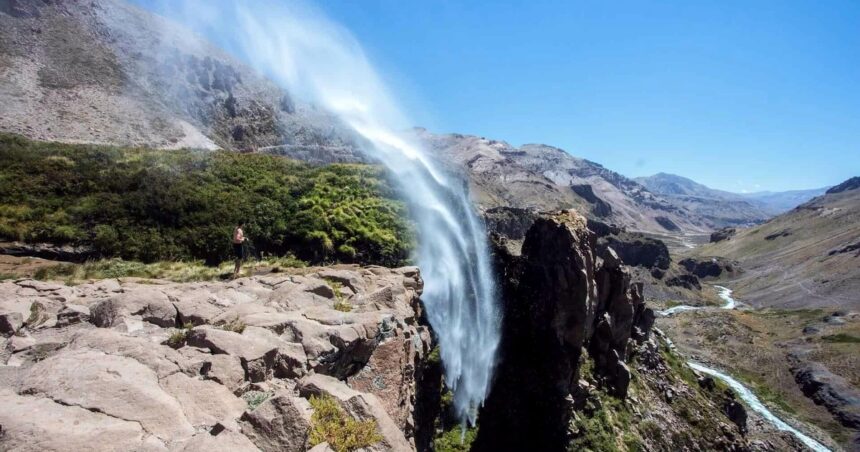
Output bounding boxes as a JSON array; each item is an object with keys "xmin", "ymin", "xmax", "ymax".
[
  {"xmin": 167, "ymin": 323, "xmax": 194, "ymax": 347},
  {"xmin": 0, "ymin": 133, "xmax": 414, "ymax": 267},
  {"xmin": 822, "ymin": 333, "xmax": 860, "ymax": 343},
  {"xmin": 434, "ymin": 425, "xmax": 478, "ymax": 452},
  {"xmin": 217, "ymin": 316, "xmax": 246, "ymax": 333},
  {"xmin": 308, "ymin": 393, "xmax": 383, "ymax": 452}
]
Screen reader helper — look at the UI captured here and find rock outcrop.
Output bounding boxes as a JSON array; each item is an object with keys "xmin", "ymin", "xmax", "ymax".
[
  {"xmin": 601, "ymin": 234, "xmax": 671, "ymax": 270},
  {"xmin": 475, "ymin": 210, "xmax": 749, "ymax": 451},
  {"xmin": 791, "ymin": 361, "xmax": 860, "ymax": 430},
  {"xmin": 825, "ymin": 176, "xmax": 860, "ymax": 195},
  {"xmin": 679, "ymin": 257, "xmax": 738, "ymax": 279},
  {"xmin": 710, "ymin": 227, "xmax": 737, "ymax": 243},
  {"xmin": 0, "ymin": 265, "xmax": 433, "ymax": 451}
]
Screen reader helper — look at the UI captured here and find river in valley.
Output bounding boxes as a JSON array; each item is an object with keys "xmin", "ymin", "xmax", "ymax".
[{"xmin": 660, "ymin": 286, "xmax": 831, "ymax": 451}]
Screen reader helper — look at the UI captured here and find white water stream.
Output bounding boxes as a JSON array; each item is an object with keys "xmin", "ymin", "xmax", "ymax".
[
  {"xmin": 659, "ymin": 284, "xmax": 736, "ymax": 316},
  {"xmin": 689, "ymin": 363, "xmax": 831, "ymax": 452},
  {"xmin": 660, "ymin": 286, "xmax": 831, "ymax": 451}
]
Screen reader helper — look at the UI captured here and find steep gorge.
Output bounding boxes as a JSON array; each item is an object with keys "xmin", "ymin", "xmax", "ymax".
[{"xmin": 472, "ymin": 211, "xmax": 796, "ymax": 451}]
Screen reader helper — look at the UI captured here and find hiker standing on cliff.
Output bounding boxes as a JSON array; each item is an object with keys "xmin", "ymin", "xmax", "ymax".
[{"xmin": 232, "ymin": 222, "xmax": 246, "ymax": 278}]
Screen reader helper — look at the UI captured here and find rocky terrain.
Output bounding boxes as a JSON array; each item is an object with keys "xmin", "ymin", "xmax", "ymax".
[
  {"xmin": 0, "ymin": 265, "xmax": 435, "ymax": 451},
  {"xmin": 476, "ymin": 210, "xmax": 811, "ymax": 451},
  {"xmin": 0, "ymin": 0, "xmax": 361, "ymax": 161},
  {"xmin": 693, "ymin": 177, "xmax": 860, "ymax": 310}
]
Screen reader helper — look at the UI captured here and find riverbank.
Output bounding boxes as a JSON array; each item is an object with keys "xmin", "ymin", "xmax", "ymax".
[{"xmin": 658, "ymin": 286, "xmax": 859, "ymax": 449}]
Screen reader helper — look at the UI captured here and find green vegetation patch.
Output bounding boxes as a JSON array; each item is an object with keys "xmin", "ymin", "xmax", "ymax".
[
  {"xmin": 822, "ymin": 333, "xmax": 860, "ymax": 343},
  {"xmin": 434, "ymin": 425, "xmax": 478, "ymax": 452},
  {"xmin": 0, "ymin": 133, "xmax": 413, "ymax": 266},
  {"xmin": 308, "ymin": 393, "xmax": 383, "ymax": 452},
  {"xmin": 167, "ymin": 322, "xmax": 195, "ymax": 347},
  {"xmin": 32, "ymin": 256, "xmax": 307, "ymax": 283}
]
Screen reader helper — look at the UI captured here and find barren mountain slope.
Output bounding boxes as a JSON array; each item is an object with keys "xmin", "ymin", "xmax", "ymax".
[
  {"xmin": 416, "ymin": 129, "xmax": 714, "ymax": 234},
  {"xmin": 635, "ymin": 172, "xmax": 772, "ymax": 227},
  {"xmin": 693, "ymin": 179, "xmax": 860, "ymax": 310},
  {"xmin": 637, "ymin": 172, "xmax": 828, "ymax": 225},
  {"xmin": 0, "ymin": 0, "xmax": 361, "ymax": 162}
]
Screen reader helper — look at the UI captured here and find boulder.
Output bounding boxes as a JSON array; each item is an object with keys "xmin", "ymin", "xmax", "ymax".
[
  {"xmin": 90, "ymin": 288, "xmax": 177, "ymax": 328},
  {"xmin": 665, "ymin": 274, "xmax": 702, "ymax": 291},
  {"xmin": 161, "ymin": 373, "xmax": 246, "ymax": 427},
  {"xmin": 724, "ymin": 400, "xmax": 748, "ymax": 433},
  {"xmin": 0, "ymin": 311, "xmax": 24, "ymax": 336},
  {"xmin": 186, "ymin": 326, "xmax": 280, "ymax": 383},
  {"xmin": 177, "ymin": 429, "xmax": 260, "ymax": 452},
  {"xmin": 18, "ymin": 348, "xmax": 195, "ymax": 440},
  {"xmin": 792, "ymin": 361, "xmax": 860, "ymax": 429},
  {"xmin": 56, "ymin": 304, "xmax": 90, "ymax": 327},
  {"xmin": 601, "ymin": 235, "xmax": 670, "ymax": 270},
  {"xmin": 238, "ymin": 392, "xmax": 312, "ymax": 452},
  {"xmin": 0, "ymin": 389, "xmax": 157, "ymax": 452},
  {"xmin": 710, "ymin": 227, "xmax": 736, "ymax": 243},
  {"xmin": 68, "ymin": 328, "xmax": 183, "ymax": 379}
]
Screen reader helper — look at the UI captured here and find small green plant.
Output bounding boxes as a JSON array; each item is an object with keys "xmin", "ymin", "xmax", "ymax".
[
  {"xmin": 167, "ymin": 322, "xmax": 194, "ymax": 347},
  {"xmin": 326, "ymin": 279, "xmax": 353, "ymax": 312},
  {"xmin": 333, "ymin": 301, "xmax": 353, "ymax": 312},
  {"xmin": 217, "ymin": 316, "xmax": 246, "ymax": 334},
  {"xmin": 0, "ymin": 272, "xmax": 17, "ymax": 281},
  {"xmin": 242, "ymin": 391, "xmax": 272, "ymax": 411},
  {"xmin": 427, "ymin": 346, "xmax": 442, "ymax": 366},
  {"xmin": 308, "ymin": 393, "xmax": 383, "ymax": 452}
]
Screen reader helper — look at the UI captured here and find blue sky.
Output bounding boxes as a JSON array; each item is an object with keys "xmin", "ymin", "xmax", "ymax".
[{"xmin": 134, "ymin": 0, "xmax": 859, "ymax": 192}]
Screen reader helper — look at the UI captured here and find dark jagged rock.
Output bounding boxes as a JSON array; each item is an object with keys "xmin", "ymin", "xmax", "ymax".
[
  {"xmin": 826, "ymin": 176, "xmax": 860, "ymax": 195},
  {"xmin": 0, "ymin": 241, "xmax": 97, "ymax": 263},
  {"xmin": 792, "ymin": 361, "xmax": 860, "ymax": 429},
  {"xmin": 665, "ymin": 274, "xmax": 702, "ymax": 291},
  {"xmin": 586, "ymin": 218, "xmax": 623, "ymax": 238},
  {"xmin": 571, "ymin": 184, "xmax": 612, "ymax": 217},
  {"xmin": 474, "ymin": 210, "xmax": 655, "ymax": 451},
  {"xmin": 600, "ymin": 235, "xmax": 670, "ymax": 270},
  {"xmin": 679, "ymin": 257, "xmax": 738, "ymax": 279},
  {"xmin": 710, "ymin": 227, "xmax": 737, "ymax": 243},
  {"xmin": 655, "ymin": 216, "xmax": 681, "ymax": 231},
  {"xmin": 725, "ymin": 398, "xmax": 748, "ymax": 434},
  {"xmin": 482, "ymin": 206, "xmax": 540, "ymax": 241},
  {"xmin": 764, "ymin": 229, "xmax": 791, "ymax": 240},
  {"xmin": 828, "ymin": 241, "xmax": 860, "ymax": 257}
]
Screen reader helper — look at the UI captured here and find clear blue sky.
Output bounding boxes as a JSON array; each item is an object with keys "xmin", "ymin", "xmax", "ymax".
[{"xmin": 135, "ymin": 0, "xmax": 859, "ymax": 192}]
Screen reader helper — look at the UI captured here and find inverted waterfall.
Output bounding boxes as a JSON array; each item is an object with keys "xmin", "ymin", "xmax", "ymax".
[{"xmin": 224, "ymin": 1, "xmax": 502, "ymax": 424}]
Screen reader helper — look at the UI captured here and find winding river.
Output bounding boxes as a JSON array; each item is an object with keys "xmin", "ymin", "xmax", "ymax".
[{"xmin": 659, "ymin": 286, "xmax": 831, "ymax": 452}]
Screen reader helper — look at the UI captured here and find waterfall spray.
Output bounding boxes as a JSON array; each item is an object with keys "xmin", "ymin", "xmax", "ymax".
[{"xmin": 201, "ymin": 1, "xmax": 504, "ymax": 424}]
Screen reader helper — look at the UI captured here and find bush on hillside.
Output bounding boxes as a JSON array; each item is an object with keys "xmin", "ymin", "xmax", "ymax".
[{"xmin": 0, "ymin": 133, "xmax": 414, "ymax": 266}]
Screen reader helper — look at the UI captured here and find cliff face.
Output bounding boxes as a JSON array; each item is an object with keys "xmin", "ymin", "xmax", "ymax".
[
  {"xmin": 0, "ymin": 265, "xmax": 434, "ymax": 451},
  {"xmin": 0, "ymin": 0, "xmax": 362, "ymax": 161},
  {"xmin": 475, "ymin": 211, "xmax": 753, "ymax": 451}
]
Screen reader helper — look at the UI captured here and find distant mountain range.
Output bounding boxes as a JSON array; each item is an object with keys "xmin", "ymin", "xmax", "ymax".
[{"xmin": 635, "ymin": 172, "xmax": 828, "ymax": 224}]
